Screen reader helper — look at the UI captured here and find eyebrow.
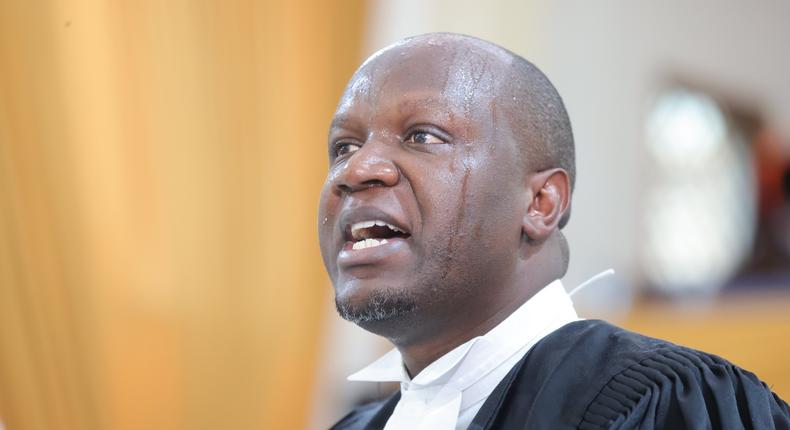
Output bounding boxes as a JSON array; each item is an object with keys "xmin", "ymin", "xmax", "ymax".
[
  {"xmin": 329, "ymin": 116, "xmax": 349, "ymax": 130},
  {"xmin": 328, "ymin": 95, "xmax": 455, "ymax": 133},
  {"xmin": 396, "ymin": 97, "xmax": 447, "ymax": 113}
]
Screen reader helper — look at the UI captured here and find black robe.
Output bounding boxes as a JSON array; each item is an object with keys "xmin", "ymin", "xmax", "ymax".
[{"xmin": 331, "ymin": 320, "xmax": 790, "ymax": 429}]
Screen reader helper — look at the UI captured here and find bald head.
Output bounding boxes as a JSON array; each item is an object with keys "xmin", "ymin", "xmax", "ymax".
[{"xmin": 345, "ymin": 33, "xmax": 575, "ymax": 226}]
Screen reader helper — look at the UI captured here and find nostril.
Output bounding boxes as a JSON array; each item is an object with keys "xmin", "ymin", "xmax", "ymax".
[
  {"xmin": 361, "ymin": 179, "xmax": 386, "ymax": 188},
  {"xmin": 336, "ymin": 179, "xmax": 385, "ymax": 194}
]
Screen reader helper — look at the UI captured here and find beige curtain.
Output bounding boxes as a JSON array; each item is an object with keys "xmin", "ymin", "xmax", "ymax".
[{"xmin": 0, "ymin": 1, "xmax": 365, "ymax": 429}]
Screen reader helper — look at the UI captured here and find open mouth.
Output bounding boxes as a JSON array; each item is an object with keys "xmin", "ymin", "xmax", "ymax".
[{"xmin": 348, "ymin": 220, "xmax": 411, "ymax": 250}]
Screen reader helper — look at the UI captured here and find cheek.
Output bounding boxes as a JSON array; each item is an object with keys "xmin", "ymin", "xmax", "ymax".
[
  {"xmin": 420, "ymin": 154, "xmax": 483, "ymax": 229},
  {"xmin": 417, "ymin": 165, "xmax": 467, "ymax": 234},
  {"xmin": 460, "ymin": 159, "xmax": 524, "ymax": 249},
  {"xmin": 318, "ymin": 181, "xmax": 339, "ymax": 253},
  {"xmin": 319, "ymin": 166, "xmax": 345, "ymax": 219},
  {"xmin": 413, "ymin": 150, "xmax": 522, "ymax": 249},
  {"xmin": 318, "ymin": 181, "xmax": 334, "ymax": 219}
]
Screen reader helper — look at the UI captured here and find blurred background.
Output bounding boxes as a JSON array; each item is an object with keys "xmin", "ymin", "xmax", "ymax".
[{"xmin": 1, "ymin": 1, "xmax": 788, "ymax": 429}]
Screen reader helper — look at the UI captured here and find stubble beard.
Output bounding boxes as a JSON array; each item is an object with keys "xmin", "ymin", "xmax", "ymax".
[
  {"xmin": 334, "ymin": 287, "xmax": 418, "ymax": 325},
  {"xmin": 332, "ymin": 245, "xmax": 475, "ymax": 331}
]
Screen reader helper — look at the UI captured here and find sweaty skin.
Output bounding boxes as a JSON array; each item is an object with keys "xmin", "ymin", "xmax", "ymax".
[{"xmin": 318, "ymin": 34, "xmax": 571, "ymax": 376}]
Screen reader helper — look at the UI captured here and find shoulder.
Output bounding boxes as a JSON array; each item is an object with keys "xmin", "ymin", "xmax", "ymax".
[
  {"xmin": 474, "ymin": 320, "xmax": 789, "ymax": 429},
  {"xmin": 531, "ymin": 320, "xmax": 790, "ymax": 429}
]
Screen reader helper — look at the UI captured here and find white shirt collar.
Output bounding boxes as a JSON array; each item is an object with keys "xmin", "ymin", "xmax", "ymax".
[{"xmin": 347, "ymin": 279, "xmax": 581, "ymax": 430}]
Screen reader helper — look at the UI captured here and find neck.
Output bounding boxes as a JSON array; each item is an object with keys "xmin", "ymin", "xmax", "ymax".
[{"xmin": 394, "ymin": 237, "xmax": 564, "ymax": 377}]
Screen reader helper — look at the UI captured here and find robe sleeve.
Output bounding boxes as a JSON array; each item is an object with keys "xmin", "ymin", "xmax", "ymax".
[{"xmin": 578, "ymin": 346, "xmax": 790, "ymax": 430}]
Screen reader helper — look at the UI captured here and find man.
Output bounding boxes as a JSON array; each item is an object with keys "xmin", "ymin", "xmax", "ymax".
[{"xmin": 318, "ymin": 33, "xmax": 790, "ymax": 429}]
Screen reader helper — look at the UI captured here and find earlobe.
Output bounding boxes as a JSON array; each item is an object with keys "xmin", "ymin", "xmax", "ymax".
[{"xmin": 522, "ymin": 169, "xmax": 571, "ymax": 242}]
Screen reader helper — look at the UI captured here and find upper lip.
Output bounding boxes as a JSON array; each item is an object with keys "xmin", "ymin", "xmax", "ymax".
[{"xmin": 338, "ymin": 206, "xmax": 411, "ymax": 243}]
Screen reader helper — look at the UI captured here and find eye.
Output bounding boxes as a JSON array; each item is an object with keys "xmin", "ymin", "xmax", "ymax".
[
  {"xmin": 405, "ymin": 130, "xmax": 445, "ymax": 145},
  {"xmin": 334, "ymin": 141, "xmax": 361, "ymax": 158}
]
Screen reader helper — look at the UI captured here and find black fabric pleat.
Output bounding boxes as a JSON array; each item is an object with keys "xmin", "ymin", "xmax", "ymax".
[{"xmin": 331, "ymin": 320, "xmax": 790, "ymax": 430}]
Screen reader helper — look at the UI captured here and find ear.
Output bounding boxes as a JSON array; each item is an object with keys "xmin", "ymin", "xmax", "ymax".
[{"xmin": 522, "ymin": 168, "xmax": 571, "ymax": 242}]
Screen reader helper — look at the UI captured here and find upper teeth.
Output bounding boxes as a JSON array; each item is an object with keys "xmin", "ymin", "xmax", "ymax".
[
  {"xmin": 352, "ymin": 238, "xmax": 388, "ymax": 250},
  {"xmin": 350, "ymin": 220, "xmax": 405, "ymax": 240}
]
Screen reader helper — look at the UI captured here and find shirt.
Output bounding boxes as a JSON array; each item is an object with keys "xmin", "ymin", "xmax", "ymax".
[{"xmin": 347, "ymin": 279, "xmax": 580, "ymax": 430}]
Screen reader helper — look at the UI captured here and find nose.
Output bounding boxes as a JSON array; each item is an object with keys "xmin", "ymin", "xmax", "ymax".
[{"xmin": 333, "ymin": 143, "xmax": 399, "ymax": 194}]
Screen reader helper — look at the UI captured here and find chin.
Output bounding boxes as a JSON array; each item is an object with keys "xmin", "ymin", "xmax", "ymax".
[{"xmin": 333, "ymin": 281, "xmax": 418, "ymax": 327}]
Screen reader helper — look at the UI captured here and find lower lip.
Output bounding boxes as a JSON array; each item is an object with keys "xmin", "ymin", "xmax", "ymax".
[{"xmin": 336, "ymin": 237, "xmax": 411, "ymax": 269}]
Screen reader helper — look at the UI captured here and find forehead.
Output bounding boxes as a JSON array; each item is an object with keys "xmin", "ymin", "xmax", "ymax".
[{"xmin": 333, "ymin": 42, "xmax": 508, "ymax": 124}]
